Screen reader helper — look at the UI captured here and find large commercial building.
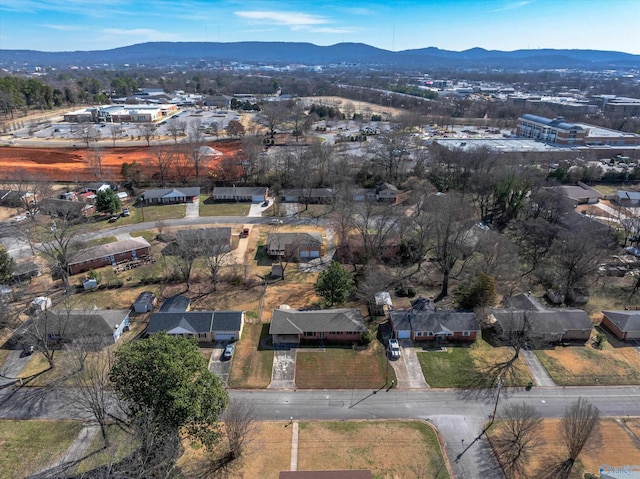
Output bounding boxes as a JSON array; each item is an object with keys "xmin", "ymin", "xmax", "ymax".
[
  {"xmin": 517, "ymin": 114, "xmax": 640, "ymax": 147},
  {"xmin": 63, "ymin": 104, "xmax": 178, "ymax": 123}
]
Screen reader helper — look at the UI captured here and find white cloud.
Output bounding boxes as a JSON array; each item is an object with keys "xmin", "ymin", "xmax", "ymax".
[
  {"xmin": 492, "ymin": 1, "xmax": 534, "ymax": 12},
  {"xmin": 235, "ymin": 10, "xmax": 329, "ymax": 26},
  {"xmin": 102, "ymin": 28, "xmax": 179, "ymax": 41},
  {"xmin": 42, "ymin": 24, "xmax": 86, "ymax": 31}
]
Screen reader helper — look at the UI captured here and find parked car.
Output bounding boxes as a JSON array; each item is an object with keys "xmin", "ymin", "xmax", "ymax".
[
  {"xmin": 122, "ymin": 207, "xmax": 130, "ymax": 217},
  {"xmin": 108, "ymin": 215, "xmax": 120, "ymax": 223},
  {"xmin": 270, "ymin": 218, "xmax": 283, "ymax": 224},
  {"xmin": 388, "ymin": 339, "xmax": 401, "ymax": 360},
  {"xmin": 262, "ymin": 200, "xmax": 269, "ymax": 207},
  {"xmin": 12, "ymin": 215, "xmax": 27, "ymax": 223},
  {"xmin": 223, "ymin": 343, "xmax": 235, "ymax": 360},
  {"xmin": 240, "ymin": 227, "xmax": 250, "ymax": 238}
]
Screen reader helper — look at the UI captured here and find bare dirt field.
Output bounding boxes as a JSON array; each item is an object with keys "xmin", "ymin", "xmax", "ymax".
[
  {"xmin": 491, "ymin": 418, "xmax": 640, "ymax": 478},
  {"xmin": 177, "ymin": 420, "xmax": 449, "ymax": 479},
  {"xmin": 0, "ymin": 140, "xmax": 242, "ymax": 182}
]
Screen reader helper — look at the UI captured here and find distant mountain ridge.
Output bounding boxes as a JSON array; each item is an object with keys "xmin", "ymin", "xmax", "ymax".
[{"xmin": 2, "ymin": 42, "xmax": 639, "ymax": 70}]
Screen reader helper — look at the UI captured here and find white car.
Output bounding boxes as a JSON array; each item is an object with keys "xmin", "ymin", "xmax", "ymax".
[
  {"xmin": 12, "ymin": 215, "xmax": 27, "ymax": 222},
  {"xmin": 388, "ymin": 339, "xmax": 401, "ymax": 359}
]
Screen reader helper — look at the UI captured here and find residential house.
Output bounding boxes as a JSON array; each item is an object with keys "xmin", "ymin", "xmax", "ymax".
[
  {"xmin": 147, "ymin": 310, "xmax": 245, "ymax": 342},
  {"xmin": 491, "ymin": 294, "xmax": 593, "ymax": 342},
  {"xmin": 336, "ymin": 234, "xmax": 400, "ymax": 264},
  {"xmin": 352, "ymin": 184, "xmax": 398, "ymax": 203},
  {"xmin": 39, "ymin": 198, "xmax": 95, "ymax": 218},
  {"xmin": 84, "ymin": 182, "xmax": 111, "ymax": 194},
  {"xmin": 67, "ymin": 237, "xmax": 151, "ymax": 275},
  {"xmin": 0, "ymin": 189, "xmax": 26, "ymax": 208},
  {"xmin": 266, "ymin": 232, "xmax": 323, "ymax": 260},
  {"xmin": 211, "ymin": 186, "xmax": 268, "ymax": 203},
  {"xmin": 560, "ymin": 183, "xmax": 602, "ymax": 205},
  {"xmin": 132, "ymin": 291, "xmax": 157, "ymax": 313},
  {"xmin": 12, "ymin": 261, "xmax": 41, "ymax": 282},
  {"xmin": 601, "ymin": 311, "xmax": 640, "ymax": 341},
  {"xmin": 269, "ymin": 307, "xmax": 367, "ymax": 345},
  {"xmin": 615, "ymin": 190, "xmax": 640, "ymax": 207},
  {"xmin": 141, "ymin": 187, "xmax": 200, "ymax": 205},
  {"xmin": 159, "ymin": 294, "xmax": 191, "ymax": 313},
  {"xmin": 30, "ymin": 308, "xmax": 131, "ymax": 348},
  {"xmin": 390, "ymin": 297, "xmax": 479, "ymax": 342},
  {"xmin": 281, "ymin": 188, "xmax": 335, "ymax": 204},
  {"xmin": 176, "ymin": 227, "xmax": 232, "ymax": 251}
]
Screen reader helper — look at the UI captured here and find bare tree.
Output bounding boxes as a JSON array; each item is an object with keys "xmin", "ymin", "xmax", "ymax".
[
  {"xmin": 173, "ymin": 234, "xmax": 199, "ymax": 289},
  {"xmin": 22, "ymin": 211, "xmax": 84, "ymax": 289},
  {"xmin": 255, "ymin": 102, "xmax": 287, "ymax": 138},
  {"xmin": 427, "ymin": 192, "xmax": 477, "ymax": 301},
  {"xmin": 492, "ymin": 402, "xmax": 543, "ymax": 479},
  {"xmin": 205, "ymin": 237, "xmax": 232, "ymax": 292},
  {"xmin": 226, "ymin": 119, "xmax": 245, "ymax": 139},
  {"xmin": 64, "ymin": 343, "xmax": 115, "ymax": 446},
  {"xmin": 110, "ymin": 123, "xmax": 126, "ymax": 147},
  {"xmin": 89, "ymin": 147, "xmax": 104, "ymax": 180},
  {"xmin": 185, "ymin": 120, "xmax": 208, "ymax": 181},
  {"xmin": 537, "ymin": 398, "xmax": 600, "ymax": 479},
  {"xmin": 78, "ymin": 125, "xmax": 101, "ymax": 148},
  {"xmin": 167, "ymin": 118, "xmax": 186, "ymax": 144},
  {"xmin": 222, "ymin": 399, "xmax": 258, "ymax": 460},
  {"xmin": 139, "ymin": 123, "xmax": 157, "ymax": 147},
  {"xmin": 11, "ymin": 167, "xmax": 53, "ymax": 217},
  {"xmin": 147, "ymin": 145, "xmax": 174, "ymax": 187}
]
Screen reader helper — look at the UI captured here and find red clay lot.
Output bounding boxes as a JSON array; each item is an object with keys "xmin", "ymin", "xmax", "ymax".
[{"xmin": 0, "ymin": 141, "xmax": 242, "ymax": 182}]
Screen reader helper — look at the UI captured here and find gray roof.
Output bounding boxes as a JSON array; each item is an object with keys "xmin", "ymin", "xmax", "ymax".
[
  {"xmin": 134, "ymin": 291, "xmax": 156, "ymax": 306},
  {"xmin": 142, "ymin": 187, "xmax": 200, "ymax": 199},
  {"xmin": 148, "ymin": 310, "xmax": 243, "ymax": 334},
  {"xmin": 37, "ymin": 309, "xmax": 130, "ymax": 339},
  {"xmin": 269, "ymin": 308, "xmax": 366, "ymax": 335},
  {"xmin": 492, "ymin": 309, "xmax": 592, "ymax": 334},
  {"xmin": 39, "ymin": 198, "xmax": 87, "ymax": 215},
  {"xmin": 70, "ymin": 237, "xmax": 150, "ymax": 265},
  {"xmin": 560, "ymin": 185, "xmax": 602, "ymax": 201},
  {"xmin": 390, "ymin": 309, "xmax": 479, "ymax": 333},
  {"xmin": 13, "ymin": 261, "xmax": 40, "ymax": 276},
  {"xmin": 520, "ymin": 114, "xmax": 584, "ymax": 131},
  {"xmin": 159, "ymin": 294, "xmax": 191, "ymax": 313},
  {"xmin": 501, "ymin": 294, "xmax": 546, "ymax": 311},
  {"xmin": 266, "ymin": 232, "xmax": 322, "ymax": 248},
  {"xmin": 603, "ymin": 311, "xmax": 640, "ymax": 332},
  {"xmin": 212, "ymin": 186, "xmax": 267, "ymax": 196},
  {"xmin": 616, "ymin": 190, "xmax": 640, "ymax": 201}
]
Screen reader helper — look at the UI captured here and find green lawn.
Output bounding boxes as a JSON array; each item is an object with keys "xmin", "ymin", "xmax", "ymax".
[
  {"xmin": 0, "ymin": 420, "xmax": 84, "ymax": 478},
  {"xmin": 296, "ymin": 341, "xmax": 394, "ymax": 389},
  {"xmin": 417, "ymin": 339, "xmax": 531, "ymax": 388},
  {"xmin": 227, "ymin": 323, "xmax": 274, "ymax": 388},
  {"xmin": 137, "ymin": 203, "xmax": 186, "ymax": 222},
  {"xmin": 199, "ymin": 196, "xmax": 251, "ymax": 216},
  {"xmin": 130, "ymin": 230, "xmax": 156, "ymax": 243},
  {"xmin": 73, "ymin": 425, "xmax": 137, "ymax": 475}
]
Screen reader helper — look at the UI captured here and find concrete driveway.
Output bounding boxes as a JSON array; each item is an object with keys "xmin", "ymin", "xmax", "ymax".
[
  {"xmin": 208, "ymin": 343, "xmax": 232, "ymax": 386},
  {"xmin": 0, "ymin": 349, "xmax": 35, "ymax": 388},
  {"xmin": 398, "ymin": 340, "xmax": 430, "ymax": 388},
  {"xmin": 269, "ymin": 348, "xmax": 296, "ymax": 389},
  {"xmin": 185, "ymin": 198, "xmax": 199, "ymax": 218},
  {"xmin": 521, "ymin": 349, "xmax": 555, "ymax": 387},
  {"xmin": 249, "ymin": 199, "xmax": 271, "ymax": 217}
]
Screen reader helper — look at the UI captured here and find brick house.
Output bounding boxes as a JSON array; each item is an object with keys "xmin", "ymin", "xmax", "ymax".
[
  {"xmin": 211, "ymin": 186, "xmax": 268, "ymax": 203},
  {"xmin": 147, "ymin": 311, "xmax": 245, "ymax": 342},
  {"xmin": 390, "ymin": 297, "xmax": 479, "ymax": 342},
  {"xmin": 141, "ymin": 187, "xmax": 200, "ymax": 205},
  {"xmin": 601, "ymin": 311, "xmax": 640, "ymax": 341},
  {"xmin": 269, "ymin": 308, "xmax": 367, "ymax": 345},
  {"xmin": 68, "ymin": 237, "xmax": 151, "ymax": 275}
]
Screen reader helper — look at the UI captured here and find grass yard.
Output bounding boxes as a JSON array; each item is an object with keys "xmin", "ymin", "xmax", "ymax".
[
  {"xmin": 177, "ymin": 420, "xmax": 449, "ymax": 479},
  {"xmin": 534, "ymin": 339, "xmax": 640, "ymax": 385},
  {"xmin": 261, "ymin": 281, "xmax": 321, "ymax": 321},
  {"xmin": 199, "ymin": 197, "xmax": 251, "ymax": 216},
  {"xmin": 0, "ymin": 349, "xmax": 9, "ymax": 368},
  {"xmin": 82, "ymin": 235, "xmax": 117, "ymax": 248},
  {"xmin": 72, "ymin": 425, "xmax": 136, "ymax": 475},
  {"xmin": 227, "ymin": 323, "xmax": 273, "ymax": 388},
  {"xmin": 488, "ymin": 418, "xmax": 640, "ymax": 479},
  {"xmin": 0, "ymin": 420, "xmax": 83, "ymax": 479},
  {"xmin": 298, "ymin": 421, "xmax": 449, "ymax": 479},
  {"xmin": 417, "ymin": 339, "xmax": 531, "ymax": 388},
  {"xmin": 295, "ymin": 341, "xmax": 392, "ymax": 389},
  {"xmin": 130, "ymin": 229, "xmax": 156, "ymax": 242},
  {"xmin": 137, "ymin": 203, "xmax": 186, "ymax": 222},
  {"xmin": 293, "ymin": 204, "xmax": 334, "ymax": 218}
]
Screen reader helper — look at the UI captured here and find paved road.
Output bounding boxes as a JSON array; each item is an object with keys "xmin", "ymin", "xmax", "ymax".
[{"xmin": 2, "ymin": 385, "xmax": 640, "ymax": 478}]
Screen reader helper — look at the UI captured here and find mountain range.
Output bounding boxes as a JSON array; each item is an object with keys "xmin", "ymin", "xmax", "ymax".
[{"xmin": 2, "ymin": 42, "xmax": 639, "ymax": 70}]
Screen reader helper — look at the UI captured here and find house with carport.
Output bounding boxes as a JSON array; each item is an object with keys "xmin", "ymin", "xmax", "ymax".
[
  {"xmin": 211, "ymin": 186, "xmax": 268, "ymax": 203},
  {"xmin": 147, "ymin": 310, "xmax": 245, "ymax": 342},
  {"xmin": 266, "ymin": 232, "xmax": 323, "ymax": 260},
  {"xmin": 390, "ymin": 297, "xmax": 479, "ymax": 342}
]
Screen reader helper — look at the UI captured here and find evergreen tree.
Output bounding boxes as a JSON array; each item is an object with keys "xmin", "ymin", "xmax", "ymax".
[
  {"xmin": 96, "ymin": 188, "xmax": 121, "ymax": 214},
  {"xmin": 315, "ymin": 261, "xmax": 353, "ymax": 306}
]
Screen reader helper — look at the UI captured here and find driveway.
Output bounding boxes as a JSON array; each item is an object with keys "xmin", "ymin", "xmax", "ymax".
[
  {"xmin": 208, "ymin": 343, "xmax": 232, "ymax": 386},
  {"xmin": 248, "ymin": 199, "xmax": 271, "ymax": 217},
  {"xmin": 398, "ymin": 340, "xmax": 430, "ymax": 388},
  {"xmin": 0, "ymin": 349, "xmax": 34, "ymax": 388},
  {"xmin": 299, "ymin": 227, "xmax": 336, "ymax": 273},
  {"xmin": 269, "ymin": 348, "xmax": 296, "ymax": 389},
  {"xmin": 521, "ymin": 349, "xmax": 556, "ymax": 387},
  {"xmin": 185, "ymin": 198, "xmax": 199, "ymax": 218}
]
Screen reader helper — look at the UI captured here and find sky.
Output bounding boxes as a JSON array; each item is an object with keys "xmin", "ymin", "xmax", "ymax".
[{"xmin": 1, "ymin": 0, "xmax": 639, "ymax": 54}]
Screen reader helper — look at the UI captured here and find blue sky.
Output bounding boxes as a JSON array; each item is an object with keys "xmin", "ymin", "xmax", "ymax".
[{"xmin": 1, "ymin": 0, "xmax": 639, "ymax": 54}]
